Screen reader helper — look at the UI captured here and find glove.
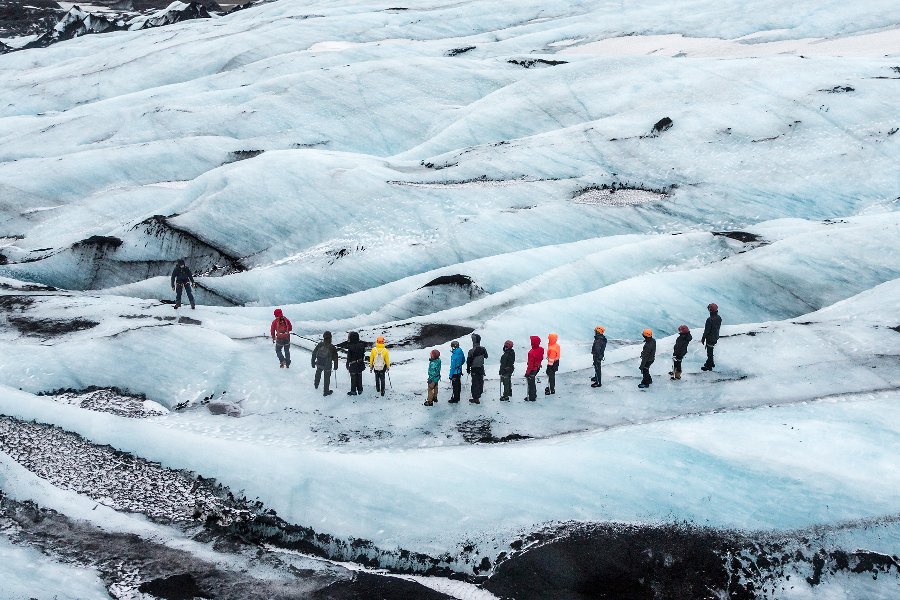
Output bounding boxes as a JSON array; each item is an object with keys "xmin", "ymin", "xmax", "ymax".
[
  {"xmin": 370, "ymin": 368, "xmax": 373, "ymax": 373},
  {"xmin": 466, "ymin": 368, "xmax": 471, "ymax": 374},
  {"xmin": 171, "ymin": 286, "xmax": 175, "ymax": 291}
]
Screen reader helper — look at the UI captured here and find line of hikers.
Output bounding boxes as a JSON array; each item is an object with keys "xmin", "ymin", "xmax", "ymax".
[{"xmin": 269, "ymin": 302, "xmax": 722, "ymax": 403}]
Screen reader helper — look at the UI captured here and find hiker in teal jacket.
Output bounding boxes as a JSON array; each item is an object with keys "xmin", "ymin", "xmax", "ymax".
[{"xmin": 425, "ymin": 349, "xmax": 441, "ymax": 406}]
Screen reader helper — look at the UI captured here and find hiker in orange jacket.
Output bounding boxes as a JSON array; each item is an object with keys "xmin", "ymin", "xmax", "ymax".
[{"xmin": 545, "ymin": 333, "xmax": 560, "ymax": 395}]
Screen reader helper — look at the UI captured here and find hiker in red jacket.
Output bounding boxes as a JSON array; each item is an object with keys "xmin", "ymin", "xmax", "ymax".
[
  {"xmin": 524, "ymin": 335, "xmax": 544, "ymax": 402},
  {"xmin": 270, "ymin": 308, "xmax": 292, "ymax": 368}
]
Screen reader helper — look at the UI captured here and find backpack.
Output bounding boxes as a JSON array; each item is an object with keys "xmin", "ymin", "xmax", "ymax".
[
  {"xmin": 372, "ymin": 349, "xmax": 386, "ymax": 370},
  {"xmin": 274, "ymin": 317, "xmax": 288, "ymax": 335}
]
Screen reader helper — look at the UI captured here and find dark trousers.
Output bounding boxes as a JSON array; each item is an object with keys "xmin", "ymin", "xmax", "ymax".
[
  {"xmin": 374, "ymin": 370, "xmax": 386, "ymax": 394},
  {"xmin": 640, "ymin": 364, "xmax": 653, "ymax": 385},
  {"xmin": 525, "ymin": 372, "xmax": 537, "ymax": 400},
  {"xmin": 275, "ymin": 340, "xmax": 291, "ymax": 366},
  {"xmin": 546, "ymin": 362, "xmax": 558, "ymax": 392},
  {"xmin": 349, "ymin": 371, "xmax": 362, "ymax": 394},
  {"xmin": 593, "ymin": 360, "xmax": 602, "ymax": 385},
  {"xmin": 672, "ymin": 358, "xmax": 683, "ymax": 376},
  {"xmin": 450, "ymin": 374, "xmax": 461, "ymax": 401},
  {"xmin": 314, "ymin": 367, "xmax": 332, "ymax": 393},
  {"xmin": 175, "ymin": 282, "xmax": 194, "ymax": 307},
  {"xmin": 704, "ymin": 344, "xmax": 716, "ymax": 368},
  {"xmin": 500, "ymin": 374, "xmax": 512, "ymax": 398},
  {"xmin": 470, "ymin": 367, "xmax": 484, "ymax": 400}
]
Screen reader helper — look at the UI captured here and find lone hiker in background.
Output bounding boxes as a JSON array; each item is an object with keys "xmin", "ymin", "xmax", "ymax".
[
  {"xmin": 524, "ymin": 336, "xmax": 543, "ymax": 402},
  {"xmin": 701, "ymin": 303, "xmax": 722, "ymax": 371},
  {"xmin": 638, "ymin": 329, "xmax": 656, "ymax": 389},
  {"xmin": 311, "ymin": 331, "xmax": 339, "ymax": 397},
  {"xmin": 545, "ymin": 333, "xmax": 560, "ymax": 395},
  {"xmin": 498, "ymin": 340, "xmax": 515, "ymax": 401},
  {"xmin": 425, "ymin": 349, "xmax": 441, "ymax": 406},
  {"xmin": 369, "ymin": 336, "xmax": 390, "ymax": 397},
  {"xmin": 270, "ymin": 309, "xmax": 292, "ymax": 368},
  {"xmin": 345, "ymin": 331, "xmax": 366, "ymax": 396},
  {"xmin": 170, "ymin": 259, "xmax": 195, "ymax": 310},
  {"xmin": 670, "ymin": 325, "xmax": 692, "ymax": 380},
  {"xmin": 591, "ymin": 326, "xmax": 607, "ymax": 388},
  {"xmin": 466, "ymin": 333, "xmax": 488, "ymax": 404},
  {"xmin": 448, "ymin": 340, "xmax": 465, "ymax": 403}
]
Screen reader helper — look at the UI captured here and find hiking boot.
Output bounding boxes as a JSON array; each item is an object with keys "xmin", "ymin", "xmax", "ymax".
[
  {"xmin": 347, "ymin": 391, "xmax": 357, "ymax": 396},
  {"xmin": 668, "ymin": 371, "xmax": 674, "ymax": 376},
  {"xmin": 638, "ymin": 383, "xmax": 649, "ymax": 389},
  {"xmin": 500, "ymin": 396, "xmax": 510, "ymax": 402},
  {"xmin": 285, "ymin": 364, "xmax": 290, "ymax": 369},
  {"xmin": 190, "ymin": 305, "xmax": 195, "ymax": 310},
  {"xmin": 524, "ymin": 397, "xmax": 535, "ymax": 402},
  {"xmin": 591, "ymin": 382, "xmax": 601, "ymax": 388},
  {"xmin": 469, "ymin": 398, "xmax": 480, "ymax": 404},
  {"xmin": 424, "ymin": 400, "xmax": 433, "ymax": 406},
  {"xmin": 448, "ymin": 398, "xmax": 459, "ymax": 404},
  {"xmin": 174, "ymin": 304, "xmax": 180, "ymax": 310},
  {"xmin": 280, "ymin": 362, "xmax": 285, "ymax": 369},
  {"xmin": 323, "ymin": 390, "xmax": 333, "ymax": 397},
  {"xmin": 701, "ymin": 365, "xmax": 712, "ymax": 371},
  {"xmin": 380, "ymin": 390, "xmax": 385, "ymax": 397},
  {"xmin": 544, "ymin": 387, "xmax": 551, "ymax": 395}
]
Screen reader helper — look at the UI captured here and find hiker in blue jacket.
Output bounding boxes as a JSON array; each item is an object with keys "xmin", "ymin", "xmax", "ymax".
[{"xmin": 448, "ymin": 340, "xmax": 465, "ymax": 404}]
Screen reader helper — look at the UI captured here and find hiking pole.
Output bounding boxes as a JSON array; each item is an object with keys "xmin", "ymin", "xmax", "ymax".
[{"xmin": 387, "ymin": 370, "xmax": 393, "ymax": 389}]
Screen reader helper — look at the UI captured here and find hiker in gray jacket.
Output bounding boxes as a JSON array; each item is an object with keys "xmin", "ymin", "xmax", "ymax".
[{"xmin": 311, "ymin": 331, "xmax": 339, "ymax": 397}]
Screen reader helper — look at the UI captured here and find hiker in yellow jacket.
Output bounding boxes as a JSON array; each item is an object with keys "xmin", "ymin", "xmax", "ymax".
[{"xmin": 369, "ymin": 336, "xmax": 391, "ymax": 397}]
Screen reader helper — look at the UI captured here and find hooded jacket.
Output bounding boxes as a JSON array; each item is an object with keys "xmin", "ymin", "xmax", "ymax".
[
  {"xmin": 270, "ymin": 310, "xmax": 292, "ymax": 341},
  {"xmin": 499, "ymin": 346, "xmax": 515, "ymax": 376},
  {"xmin": 526, "ymin": 336, "xmax": 544, "ymax": 375},
  {"xmin": 466, "ymin": 333, "xmax": 488, "ymax": 371},
  {"xmin": 369, "ymin": 341, "xmax": 390, "ymax": 371},
  {"xmin": 449, "ymin": 346, "xmax": 465, "ymax": 377},
  {"xmin": 170, "ymin": 263, "xmax": 195, "ymax": 286},
  {"xmin": 702, "ymin": 312, "xmax": 722, "ymax": 346},
  {"xmin": 673, "ymin": 331, "xmax": 692, "ymax": 359},
  {"xmin": 345, "ymin": 331, "xmax": 367, "ymax": 373},
  {"xmin": 640, "ymin": 336, "xmax": 656, "ymax": 369},
  {"xmin": 546, "ymin": 333, "xmax": 560, "ymax": 366},
  {"xmin": 427, "ymin": 357, "xmax": 441, "ymax": 383},
  {"xmin": 591, "ymin": 333, "xmax": 607, "ymax": 362},
  {"xmin": 312, "ymin": 333, "xmax": 339, "ymax": 370}
]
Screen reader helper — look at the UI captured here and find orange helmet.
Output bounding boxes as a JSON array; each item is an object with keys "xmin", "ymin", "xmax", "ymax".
[
  {"xmin": 642, "ymin": 328, "xmax": 653, "ymax": 337},
  {"xmin": 376, "ymin": 336, "xmax": 385, "ymax": 344},
  {"xmin": 595, "ymin": 326, "xmax": 605, "ymax": 334}
]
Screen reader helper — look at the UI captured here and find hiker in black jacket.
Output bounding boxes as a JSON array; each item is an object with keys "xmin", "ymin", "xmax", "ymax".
[
  {"xmin": 312, "ymin": 331, "xmax": 339, "ymax": 396},
  {"xmin": 591, "ymin": 326, "xmax": 607, "ymax": 388},
  {"xmin": 170, "ymin": 259, "xmax": 196, "ymax": 309},
  {"xmin": 345, "ymin": 331, "xmax": 366, "ymax": 396},
  {"xmin": 638, "ymin": 329, "xmax": 656, "ymax": 389},
  {"xmin": 466, "ymin": 333, "xmax": 488, "ymax": 404},
  {"xmin": 670, "ymin": 325, "xmax": 692, "ymax": 380},
  {"xmin": 498, "ymin": 340, "xmax": 515, "ymax": 401},
  {"xmin": 701, "ymin": 303, "xmax": 722, "ymax": 371}
]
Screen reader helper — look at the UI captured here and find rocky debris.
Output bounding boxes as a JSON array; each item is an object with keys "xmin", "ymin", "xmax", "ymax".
[
  {"xmin": 485, "ymin": 522, "xmax": 900, "ymax": 600},
  {"xmin": 421, "ymin": 274, "xmax": 475, "ymax": 288},
  {"xmin": 227, "ymin": 149, "xmax": 265, "ymax": 162},
  {"xmin": 821, "ymin": 85, "xmax": 855, "ymax": 93},
  {"xmin": 573, "ymin": 183, "xmax": 669, "ymax": 207},
  {"xmin": 207, "ymin": 400, "xmax": 243, "ymax": 417},
  {"xmin": 7, "ymin": 315, "xmax": 99, "ymax": 336},
  {"xmin": 0, "ymin": 495, "xmax": 348, "ymax": 599},
  {"xmin": 397, "ymin": 324, "xmax": 476, "ymax": 348},
  {"xmin": 73, "ymin": 235, "xmax": 124, "ymax": 249},
  {"xmin": 712, "ymin": 230, "xmax": 765, "ymax": 244},
  {"xmin": 650, "ymin": 116, "xmax": 674, "ymax": 135},
  {"xmin": 0, "ymin": 40, "xmax": 9, "ymax": 54},
  {"xmin": 40, "ymin": 386, "xmax": 169, "ymax": 418},
  {"xmin": 508, "ymin": 58, "xmax": 567, "ymax": 68},
  {"xmin": 457, "ymin": 418, "xmax": 530, "ymax": 444},
  {"xmin": 446, "ymin": 45, "xmax": 475, "ymax": 56},
  {"xmin": 0, "ymin": 416, "xmax": 253, "ymax": 524}
]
